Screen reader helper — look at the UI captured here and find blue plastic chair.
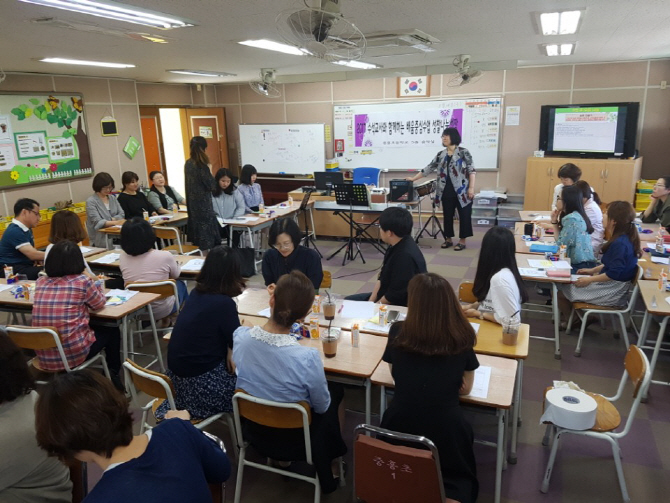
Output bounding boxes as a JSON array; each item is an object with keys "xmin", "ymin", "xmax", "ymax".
[{"xmin": 353, "ymin": 167, "xmax": 381, "ymax": 187}]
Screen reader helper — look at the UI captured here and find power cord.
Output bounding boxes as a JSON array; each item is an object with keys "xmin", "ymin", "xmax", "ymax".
[{"xmin": 332, "ymin": 264, "xmax": 382, "ymax": 280}]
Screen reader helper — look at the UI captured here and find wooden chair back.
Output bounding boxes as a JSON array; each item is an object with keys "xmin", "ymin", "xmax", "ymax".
[
  {"xmin": 234, "ymin": 389, "xmax": 311, "ymax": 428},
  {"xmin": 124, "ymin": 359, "xmax": 175, "ymax": 399},
  {"xmin": 6, "ymin": 326, "xmax": 61, "ymax": 350},
  {"xmin": 126, "ymin": 280, "xmax": 177, "ymax": 300},
  {"xmin": 153, "ymin": 226, "xmax": 179, "ymax": 241},
  {"xmin": 458, "ymin": 281, "xmax": 477, "ymax": 304},
  {"xmin": 625, "ymin": 345, "xmax": 647, "ymax": 398},
  {"xmin": 320, "ymin": 270, "xmax": 332, "ymax": 289},
  {"xmin": 354, "ymin": 433, "xmax": 444, "ymax": 503}
]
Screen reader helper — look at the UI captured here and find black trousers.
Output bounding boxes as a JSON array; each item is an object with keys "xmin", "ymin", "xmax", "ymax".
[
  {"xmin": 442, "ymin": 197, "xmax": 473, "ymax": 239},
  {"xmin": 86, "ymin": 324, "xmax": 121, "ymax": 374}
]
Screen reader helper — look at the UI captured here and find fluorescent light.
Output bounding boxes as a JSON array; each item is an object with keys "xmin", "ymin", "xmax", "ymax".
[
  {"xmin": 40, "ymin": 57, "xmax": 135, "ymax": 68},
  {"xmin": 539, "ymin": 10, "xmax": 583, "ymax": 36},
  {"xmin": 542, "ymin": 44, "xmax": 575, "ymax": 57},
  {"xmin": 332, "ymin": 60, "xmax": 381, "ymax": 70},
  {"xmin": 544, "ymin": 45, "xmax": 558, "ymax": 56},
  {"xmin": 238, "ymin": 39, "xmax": 305, "ymax": 56},
  {"xmin": 168, "ymin": 70, "xmax": 236, "ymax": 77},
  {"xmin": 560, "ymin": 43, "xmax": 575, "ymax": 56},
  {"xmin": 19, "ymin": 0, "xmax": 194, "ymax": 29}
]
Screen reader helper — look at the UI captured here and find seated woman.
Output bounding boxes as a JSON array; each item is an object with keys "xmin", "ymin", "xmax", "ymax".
[
  {"xmin": 117, "ymin": 171, "xmax": 158, "ymax": 219},
  {"xmin": 463, "ymin": 226, "xmax": 528, "ymax": 324},
  {"xmin": 119, "ymin": 218, "xmax": 187, "ymax": 324},
  {"xmin": 32, "ymin": 241, "xmax": 122, "ymax": 389},
  {"xmin": 157, "ymin": 246, "xmax": 244, "ymax": 420},
  {"xmin": 35, "ymin": 370, "xmax": 230, "ymax": 503},
  {"xmin": 0, "ymin": 330, "xmax": 72, "ymax": 503},
  {"xmin": 85, "ymin": 172, "xmax": 125, "ymax": 248},
  {"xmin": 147, "ymin": 171, "xmax": 185, "ymax": 214},
  {"xmin": 212, "ymin": 168, "xmax": 245, "ymax": 247},
  {"xmin": 539, "ymin": 184, "xmax": 596, "ymax": 273},
  {"xmin": 381, "ymin": 273, "xmax": 479, "ymax": 503},
  {"xmin": 551, "ymin": 162, "xmax": 582, "ymax": 210},
  {"xmin": 262, "ymin": 217, "xmax": 323, "ymax": 290},
  {"xmin": 558, "ymin": 201, "xmax": 641, "ymax": 326},
  {"xmin": 641, "ymin": 176, "xmax": 670, "ymax": 229},
  {"xmin": 233, "ymin": 271, "xmax": 346, "ymax": 494},
  {"xmin": 46, "ymin": 209, "xmax": 96, "ymax": 278},
  {"xmin": 575, "ymin": 180, "xmax": 604, "ymax": 255},
  {"xmin": 237, "ymin": 164, "xmax": 264, "ymax": 213}
]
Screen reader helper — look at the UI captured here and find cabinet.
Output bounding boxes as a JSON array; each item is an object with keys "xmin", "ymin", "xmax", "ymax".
[
  {"xmin": 523, "ymin": 157, "xmax": 642, "ymax": 210},
  {"xmin": 0, "ymin": 211, "xmax": 89, "ymax": 248}
]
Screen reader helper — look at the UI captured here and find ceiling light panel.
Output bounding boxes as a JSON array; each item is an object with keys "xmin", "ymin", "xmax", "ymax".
[
  {"xmin": 538, "ymin": 10, "xmax": 583, "ymax": 36},
  {"xmin": 19, "ymin": 0, "xmax": 195, "ymax": 29},
  {"xmin": 40, "ymin": 57, "xmax": 135, "ymax": 68},
  {"xmin": 168, "ymin": 70, "xmax": 236, "ymax": 77},
  {"xmin": 332, "ymin": 60, "xmax": 381, "ymax": 70},
  {"xmin": 238, "ymin": 39, "xmax": 305, "ymax": 56}
]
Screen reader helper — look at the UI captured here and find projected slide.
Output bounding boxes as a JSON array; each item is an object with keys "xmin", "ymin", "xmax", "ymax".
[{"xmin": 552, "ymin": 107, "xmax": 618, "ymax": 152}]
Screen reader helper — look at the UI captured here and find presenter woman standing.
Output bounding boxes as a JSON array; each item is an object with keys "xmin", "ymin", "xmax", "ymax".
[{"xmin": 407, "ymin": 127, "xmax": 476, "ymax": 250}]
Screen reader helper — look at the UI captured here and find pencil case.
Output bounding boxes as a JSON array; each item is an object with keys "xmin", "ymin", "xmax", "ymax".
[{"xmin": 529, "ymin": 244, "xmax": 559, "ymax": 254}]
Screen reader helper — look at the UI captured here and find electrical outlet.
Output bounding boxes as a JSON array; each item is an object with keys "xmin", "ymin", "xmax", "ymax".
[{"xmin": 662, "ymin": 80, "xmax": 667, "ymax": 90}]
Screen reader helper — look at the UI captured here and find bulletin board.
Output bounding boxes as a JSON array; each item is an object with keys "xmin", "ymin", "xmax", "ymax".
[
  {"xmin": 0, "ymin": 92, "xmax": 93, "ymax": 190},
  {"xmin": 239, "ymin": 123, "xmax": 326, "ymax": 175},
  {"xmin": 333, "ymin": 97, "xmax": 502, "ymax": 170}
]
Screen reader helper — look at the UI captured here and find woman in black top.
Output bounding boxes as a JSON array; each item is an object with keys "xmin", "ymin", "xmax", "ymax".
[
  {"xmin": 184, "ymin": 136, "xmax": 220, "ymax": 252},
  {"xmin": 116, "ymin": 171, "xmax": 158, "ymax": 219},
  {"xmin": 381, "ymin": 272, "xmax": 479, "ymax": 503},
  {"xmin": 157, "ymin": 246, "xmax": 245, "ymax": 419},
  {"xmin": 261, "ymin": 218, "xmax": 323, "ymax": 290}
]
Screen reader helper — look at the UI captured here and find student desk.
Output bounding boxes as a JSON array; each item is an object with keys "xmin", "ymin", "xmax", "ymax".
[
  {"xmin": 85, "ymin": 250, "xmax": 202, "ymax": 280},
  {"xmin": 371, "ymin": 354, "xmax": 517, "ymax": 503},
  {"xmin": 519, "ymin": 210, "xmax": 552, "ymax": 222},
  {"xmin": 634, "ymin": 280, "xmax": 670, "ymax": 400},
  {"xmin": 0, "ymin": 279, "xmax": 160, "ymax": 369},
  {"xmin": 80, "ymin": 246, "xmax": 107, "ymax": 257},
  {"xmin": 514, "ymin": 234, "xmax": 556, "ymax": 254},
  {"xmin": 98, "ymin": 212, "xmax": 189, "ymax": 249},
  {"xmin": 516, "ymin": 253, "xmax": 571, "ymax": 359},
  {"xmin": 239, "ymin": 314, "xmax": 386, "ymax": 425}
]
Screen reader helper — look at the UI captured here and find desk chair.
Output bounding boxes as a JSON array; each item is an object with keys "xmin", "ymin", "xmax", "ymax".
[
  {"xmin": 458, "ymin": 281, "xmax": 477, "ymax": 304},
  {"xmin": 540, "ymin": 345, "xmax": 650, "ymax": 502},
  {"xmin": 353, "ymin": 424, "xmax": 446, "ymax": 503},
  {"xmin": 353, "ymin": 167, "xmax": 381, "ymax": 187},
  {"xmin": 154, "ymin": 226, "xmax": 202, "ymax": 256},
  {"xmin": 566, "ymin": 266, "xmax": 642, "ymax": 357},
  {"xmin": 6, "ymin": 325, "xmax": 110, "ymax": 383},
  {"xmin": 123, "ymin": 359, "xmax": 237, "ymax": 455},
  {"xmin": 232, "ymin": 389, "xmax": 344, "ymax": 503},
  {"xmin": 320, "ymin": 270, "xmax": 332, "ymax": 290}
]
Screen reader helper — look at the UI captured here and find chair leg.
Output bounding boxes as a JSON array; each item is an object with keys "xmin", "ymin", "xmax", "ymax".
[
  {"xmin": 542, "ymin": 423, "xmax": 553, "ymax": 446},
  {"xmin": 338, "ymin": 457, "xmax": 345, "ymax": 487},
  {"xmin": 609, "ymin": 438, "xmax": 630, "ymax": 502},
  {"xmin": 233, "ymin": 448, "xmax": 246, "ymax": 503},
  {"xmin": 147, "ymin": 306, "xmax": 166, "ymax": 372},
  {"xmin": 100, "ymin": 354, "xmax": 110, "ymax": 379},
  {"xmin": 617, "ymin": 313, "xmax": 630, "ymax": 350},
  {"xmin": 224, "ymin": 413, "xmax": 239, "ymax": 461},
  {"xmin": 540, "ymin": 430, "xmax": 562, "ymax": 493},
  {"xmin": 313, "ymin": 477, "xmax": 321, "ymax": 503},
  {"xmin": 574, "ymin": 312, "xmax": 589, "ymax": 357},
  {"xmin": 566, "ymin": 308, "xmax": 575, "ymax": 335}
]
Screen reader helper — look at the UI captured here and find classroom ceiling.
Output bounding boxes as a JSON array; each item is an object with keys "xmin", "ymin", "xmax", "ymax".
[{"xmin": 1, "ymin": 0, "xmax": 669, "ymax": 85}]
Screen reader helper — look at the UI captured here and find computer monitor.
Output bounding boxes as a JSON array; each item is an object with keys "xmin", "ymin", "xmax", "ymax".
[{"xmin": 314, "ymin": 171, "xmax": 344, "ymax": 193}]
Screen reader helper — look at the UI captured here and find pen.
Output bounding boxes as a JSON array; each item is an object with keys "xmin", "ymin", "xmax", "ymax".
[{"xmin": 338, "ymin": 304, "xmax": 343, "ymax": 314}]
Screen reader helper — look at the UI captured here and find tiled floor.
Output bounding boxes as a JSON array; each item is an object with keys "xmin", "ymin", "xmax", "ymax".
[{"xmin": 104, "ymin": 225, "xmax": 670, "ymax": 502}]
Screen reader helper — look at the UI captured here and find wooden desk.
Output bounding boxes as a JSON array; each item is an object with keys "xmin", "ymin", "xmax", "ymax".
[
  {"xmin": 371, "ymin": 355, "xmax": 517, "ymax": 503},
  {"xmin": 519, "ymin": 210, "xmax": 551, "ymax": 222},
  {"xmin": 98, "ymin": 212, "xmax": 189, "ymax": 248},
  {"xmin": 514, "ymin": 234, "xmax": 556, "ymax": 254},
  {"xmin": 634, "ymin": 281, "xmax": 670, "ymax": 399},
  {"xmin": 85, "ymin": 250, "xmax": 201, "ymax": 280},
  {"xmin": 80, "ymin": 246, "xmax": 107, "ymax": 258}
]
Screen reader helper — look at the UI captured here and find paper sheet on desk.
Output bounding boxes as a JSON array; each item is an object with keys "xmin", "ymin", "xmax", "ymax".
[
  {"xmin": 571, "ymin": 274, "xmax": 590, "ymax": 282},
  {"xmin": 0, "ymin": 284, "xmax": 14, "ymax": 293},
  {"xmin": 257, "ymin": 307, "xmax": 271, "ymax": 318},
  {"xmin": 527, "ymin": 259, "xmax": 570, "ymax": 269},
  {"xmin": 651, "ymin": 256, "xmax": 670, "ymax": 265},
  {"xmin": 79, "ymin": 246, "xmax": 93, "ymax": 253},
  {"xmin": 91, "ymin": 253, "xmax": 120, "ymax": 264},
  {"xmin": 364, "ymin": 313, "xmax": 407, "ymax": 333},
  {"xmin": 219, "ymin": 217, "xmax": 259, "ymax": 225},
  {"xmin": 530, "ymin": 215, "xmax": 551, "ymax": 221},
  {"xmin": 340, "ymin": 300, "xmax": 376, "ymax": 319},
  {"xmin": 180, "ymin": 259, "xmax": 204, "ymax": 271},
  {"xmin": 467, "ymin": 366, "xmax": 491, "ymax": 399},
  {"xmin": 519, "ymin": 268, "xmax": 547, "ymax": 278},
  {"xmin": 469, "ymin": 322, "xmax": 480, "ymax": 334},
  {"xmin": 104, "ymin": 289, "xmax": 138, "ymax": 306}
]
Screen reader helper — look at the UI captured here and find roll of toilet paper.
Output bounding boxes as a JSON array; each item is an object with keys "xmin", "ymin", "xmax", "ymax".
[{"xmin": 540, "ymin": 388, "xmax": 597, "ymax": 430}]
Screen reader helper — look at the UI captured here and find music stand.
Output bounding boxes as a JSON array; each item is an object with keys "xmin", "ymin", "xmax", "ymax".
[
  {"xmin": 298, "ymin": 188, "xmax": 321, "ymax": 257},
  {"xmin": 328, "ymin": 184, "xmax": 369, "ymax": 265}
]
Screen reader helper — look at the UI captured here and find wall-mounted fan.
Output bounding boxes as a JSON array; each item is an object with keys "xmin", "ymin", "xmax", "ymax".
[
  {"xmin": 447, "ymin": 55, "xmax": 483, "ymax": 87},
  {"xmin": 249, "ymin": 69, "xmax": 281, "ymax": 98},
  {"xmin": 276, "ymin": 0, "xmax": 365, "ymax": 62}
]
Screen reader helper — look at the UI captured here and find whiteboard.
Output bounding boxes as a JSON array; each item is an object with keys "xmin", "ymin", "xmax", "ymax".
[
  {"xmin": 239, "ymin": 123, "xmax": 326, "ymax": 175},
  {"xmin": 333, "ymin": 97, "xmax": 502, "ymax": 171}
]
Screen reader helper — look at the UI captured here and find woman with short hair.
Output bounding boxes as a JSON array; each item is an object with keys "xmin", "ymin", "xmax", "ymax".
[
  {"xmin": 158, "ymin": 245, "xmax": 245, "ymax": 419},
  {"xmin": 0, "ymin": 330, "xmax": 72, "ymax": 503},
  {"xmin": 117, "ymin": 171, "xmax": 158, "ymax": 219},
  {"xmin": 237, "ymin": 164, "xmax": 264, "ymax": 213},
  {"xmin": 261, "ymin": 217, "xmax": 323, "ymax": 290},
  {"xmin": 212, "ymin": 168, "xmax": 245, "ymax": 247},
  {"xmin": 551, "ymin": 163, "xmax": 583, "ymax": 210},
  {"xmin": 233, "ymin": 271, "xmax": 346, "ymax": 494},
  {"xmin": 45, "ymin": 209, "xmax": 95, "ymax": 278},
  {"xmin": 85, "ymin": 172, "xmax": 125, "ymax": 248},
  {"xmin": 34, "ymin": 370, "xmax": 231, "ymax": 503},
  {"xmin": 641, "ymin": 176, "xmax": 670, "ymax": 229},
  {"xmin": 148, "ymin": 170, "xmax": 185, "ymax": 214},
  {"xmin": 381, "ymin": 272, "xmax": 479, "ymax": 503}
]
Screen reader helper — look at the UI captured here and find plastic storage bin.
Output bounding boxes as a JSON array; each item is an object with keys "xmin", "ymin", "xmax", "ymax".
[
  {"xmin": 497, "ymin": 204, "xmax": 523, "ymax": 218},
  {"xmin": 472, "ymin": 206, "xmax": 497, "ymax": 218},
  {"xmin": 473, "ymin": 217, "xmax": 496, "ymax": 227},
  {"xmin": 506, "ymin": 193, "xmax": 525, "ymax": 205},
  {"xmin": 497, "ymin": 216, "xmax": 520, "ymax": 229},
  {"xmin": 473, "ymin": 194, "xmax": 499, "ymax": 206}
]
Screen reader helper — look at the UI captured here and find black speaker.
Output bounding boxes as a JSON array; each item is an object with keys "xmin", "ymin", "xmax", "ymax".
[{"xmin": 390, "ymin": 180, "xmax": 414, "ymax": 202}]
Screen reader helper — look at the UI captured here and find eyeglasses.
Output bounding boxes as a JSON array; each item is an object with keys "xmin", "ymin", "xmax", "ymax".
[
  {"xmin": 29, "ymin": 210, "xmax": 41, "ymax": 219},
  {"xmin": 654, "ymin": 184, "xmax": 667, "ymax": 189},
  {"xmin": 273, "ymin": 242, "xmax": 293, "ymax": 250}
]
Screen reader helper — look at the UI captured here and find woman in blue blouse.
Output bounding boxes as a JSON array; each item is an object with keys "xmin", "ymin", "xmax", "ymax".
[
  {"xmin": 237, "ymin": 164, "xmax": 264, "ymax": 213},
  {"xmin": 233, "ymin": 271, "xmax": 346, "ymax": 494},
  {"xmin": 540, "ymin": 184, "xmax": 596, "ymax": 272},
  {"xmin": 557, "ymin": 201, "xmax": 641, "ymax": 325}
]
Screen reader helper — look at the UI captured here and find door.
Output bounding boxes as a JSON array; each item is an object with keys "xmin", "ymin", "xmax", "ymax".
[
  {"xmin": 183, "ymin": 108, "xmax": 229, "ymax": 176},
  {"xmin": 140, "ymin": 116, "xmax": 164, "ymax": 182}
]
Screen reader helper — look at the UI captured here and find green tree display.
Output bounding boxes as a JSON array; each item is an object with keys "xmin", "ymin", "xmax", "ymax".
[{"xmin": 10, "ymin": 96, "xmax": 91, "ymax": 170}]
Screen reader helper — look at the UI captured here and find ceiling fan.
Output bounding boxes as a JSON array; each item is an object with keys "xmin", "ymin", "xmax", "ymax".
[
  {"xmin": 249, "ymin": 69, "xmax": 281, "ymax": 98},
  {"xmin": 447, "ymin": 55, "xmax": 483, "ymax": 87},
  {"xmin": 276, "ymin": 0, "xmax": 365, "ymax": 62}
]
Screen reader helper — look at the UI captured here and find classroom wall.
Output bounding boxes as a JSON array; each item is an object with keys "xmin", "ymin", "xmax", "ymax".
[{"xmin": 1, "ymin": 59, "xmax": 669, "ymax": 214}]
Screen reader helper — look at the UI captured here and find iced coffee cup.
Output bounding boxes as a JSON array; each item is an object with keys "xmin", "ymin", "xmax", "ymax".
[
  {"xmin": 323, "ymin": 299, "xmax": 336, "ymax": 320},
  {"xmin": 502, "ymin": 315, "xmax": 520, "ymax": 346},
  {"xmin": 322, "ymin": 328, "xmax": 340, "ymax": 358}
]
